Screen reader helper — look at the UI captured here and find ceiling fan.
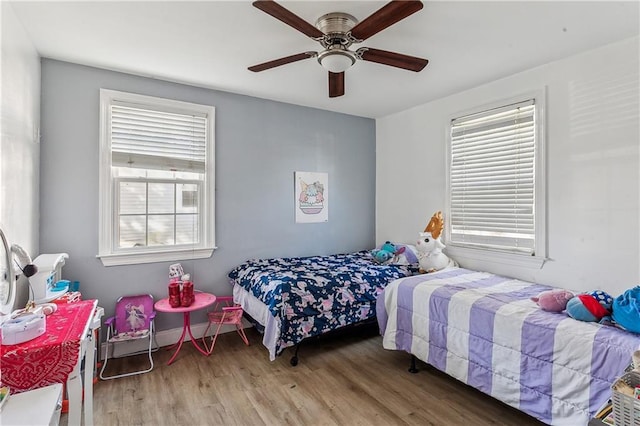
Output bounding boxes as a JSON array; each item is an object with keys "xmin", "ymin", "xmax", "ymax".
[{"xmin": 248, "ymin": 0, "xmax": 429, "ymax": 98}]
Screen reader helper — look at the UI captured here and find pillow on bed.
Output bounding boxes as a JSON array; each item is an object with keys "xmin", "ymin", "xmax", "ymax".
[
  {"xmin": 371, "ymin": 242, "xmax": 419, "ymax": 266},
  {"xmin": 395, "ymin": 244, "xmax": 419, "ymax": 265}
]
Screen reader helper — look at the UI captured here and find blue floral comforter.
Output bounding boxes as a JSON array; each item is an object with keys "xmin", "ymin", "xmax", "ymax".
[{"xmin": 229, "ymin": 251, "xmax": 417, "ymax": 357}]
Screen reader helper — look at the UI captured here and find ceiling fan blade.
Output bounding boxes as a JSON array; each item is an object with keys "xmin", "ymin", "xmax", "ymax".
[
  {"xmin": 350, "ymin": 1, "xmax": 423, "ymax": 41},
  {"xmin": 358, "ymin": 48, "xmax": 428, "ymax": 72},
  {"xmin": 248, "ymin": 52, "xmax": 316, "ymax": 72},
  {"xmin": 328, "ymin": 72, "xmax": 345, "ymax": 98},
  {"xmin": 253, "ymin": 0, "xmax": 325, "ymax": 39}
]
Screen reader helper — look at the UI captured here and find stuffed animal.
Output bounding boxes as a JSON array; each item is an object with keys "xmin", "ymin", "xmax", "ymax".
[
  {"xmin": 566, "ymin": 290, "xmax": 614, "ymax": 322},
  {"xmin": 531, "ymin": 289, "xmax": 574, "ymax": 312},
  {"xmin": 611, "ymin": 286, "xmax": 640, "ymax": 334},
  {"xmin": 372, "ymin": 241, "xmax": 405, "ymax": 264},
  {"xmin": 590, "ymin": 290, "xmax": 614, "ymax": 310},
  {"xmin": 416, "ymin": 211, "xmax": 455, "ymax": 273}
]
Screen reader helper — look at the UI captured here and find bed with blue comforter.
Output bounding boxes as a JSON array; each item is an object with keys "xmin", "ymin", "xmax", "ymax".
[
  {"xmin": 230, "ymin": 250, "xmax": 417, "ymax": 361},
  {"xmin": 377, "ymin": 267, "xmax": 640, "ymax": 425}
]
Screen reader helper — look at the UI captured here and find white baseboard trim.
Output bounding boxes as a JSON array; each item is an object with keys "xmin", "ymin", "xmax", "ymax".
[{"xmin": 101, "ymin": 319, "xmax": 251, "ymax": 359}]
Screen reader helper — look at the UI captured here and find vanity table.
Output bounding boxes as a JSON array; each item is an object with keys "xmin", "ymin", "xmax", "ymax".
[{"xmin": 0, "ymin": 299, "xmax": 99, "ymax": 425}]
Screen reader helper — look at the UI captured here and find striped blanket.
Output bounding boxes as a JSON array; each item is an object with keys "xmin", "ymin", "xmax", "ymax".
[{"xmin": 377, "ymin": 268, "xmax": 640, "ymax": 425}]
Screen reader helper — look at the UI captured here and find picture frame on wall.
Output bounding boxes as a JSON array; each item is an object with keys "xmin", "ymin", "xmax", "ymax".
[{"xmin": 294, "ymin": 171, "xmax": 328, "ymax": 223}]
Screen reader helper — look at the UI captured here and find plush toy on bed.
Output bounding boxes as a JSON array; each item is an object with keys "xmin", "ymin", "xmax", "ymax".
[
  {"xmin": 416, "ymin": 211, "xmax": 455, "ymax": 273},
  {"xmin": 612, "ymin": 286, "xmax": 640, "ymax": 334},
  {"xmin": 371, "ymin": 241, "xmax": 419, "ymax": 265},
  {"xmin": 566, "ymin": 290, "xmax": 614, "ymax": 322},
  {"xmin": 372, "ymin": 241, "xmax": 403, "ymax": 264},
  {"xmin": 531, "ymin": 289, "xmax": 575, "ymax": 312}
]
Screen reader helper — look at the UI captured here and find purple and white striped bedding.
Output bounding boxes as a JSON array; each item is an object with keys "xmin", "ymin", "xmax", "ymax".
[{"xmin": 377, "ymin": 267, "xmax": 640, "ymax": 425}]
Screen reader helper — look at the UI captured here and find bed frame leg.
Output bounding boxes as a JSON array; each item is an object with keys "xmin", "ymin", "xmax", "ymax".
[
  {"xmin": 409, "ymin": 355, "xmax": 419, "ymax": 373},
  {"xmin": 290, "ymin": 344, "xmax": 300, "ymax": 366}
]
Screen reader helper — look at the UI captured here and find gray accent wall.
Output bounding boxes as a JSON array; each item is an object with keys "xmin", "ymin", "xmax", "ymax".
[{"xmin": 40, "ymin": 59, "xmax": 375, "ymax": 331}]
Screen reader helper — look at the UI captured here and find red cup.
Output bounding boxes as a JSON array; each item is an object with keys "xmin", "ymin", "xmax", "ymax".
[
  {"xmin": 168, "ymin": 282, "xmax": 181, "ymax": 308},
  {"xmin": 181, "ymin": 281, "xmax": 194, "ymax": 307}
]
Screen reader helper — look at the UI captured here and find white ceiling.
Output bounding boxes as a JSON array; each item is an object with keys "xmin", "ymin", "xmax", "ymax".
[{"xmin": 9, "ymin": 1, "xmax": 640, "ymax": 118}]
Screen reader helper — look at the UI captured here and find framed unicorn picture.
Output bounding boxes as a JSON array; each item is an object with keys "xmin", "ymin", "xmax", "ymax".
[{"xmin": 294, "ymin": 171, "xmax": 328, "ymax": 223}]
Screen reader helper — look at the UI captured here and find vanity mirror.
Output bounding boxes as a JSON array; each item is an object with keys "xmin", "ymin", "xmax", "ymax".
[{"xmin": 0, "ymin": 227, "xmax": 16, "ymax": 316}]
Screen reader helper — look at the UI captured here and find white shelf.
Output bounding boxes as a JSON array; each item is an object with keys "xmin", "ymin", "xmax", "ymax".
[{"xmin": 1, "ymin": 383, "xmax": 63, "ymax": 425}]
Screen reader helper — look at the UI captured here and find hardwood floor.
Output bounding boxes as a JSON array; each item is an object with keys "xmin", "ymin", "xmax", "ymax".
[{"xmin": 69, "ymin": 327, "xmax": 545, "ymax": 425}]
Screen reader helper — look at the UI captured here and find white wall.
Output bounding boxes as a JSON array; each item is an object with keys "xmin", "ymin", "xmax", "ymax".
[
  {"xmin": 376, "ymin": 37, "xmax": 639, "ymax": 296},
  {"xmin": 0, "ymin": 3, "xmax": 40, "ymax": 254}
]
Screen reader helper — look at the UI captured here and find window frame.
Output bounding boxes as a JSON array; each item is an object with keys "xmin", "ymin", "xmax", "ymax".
[
  {"xmin": 98, "ymin": 89, "xmax": 215, "ymax": 266},
  {"xmin": 444, "ymin": 89, "xmax": 547, "ymax": 268},
  {"xmin": 113, "ymin": 177, "xmax": 203, "ymax": 252}
]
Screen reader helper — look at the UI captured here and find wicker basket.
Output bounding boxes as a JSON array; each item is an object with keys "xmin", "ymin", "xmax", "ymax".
[{"xmin": 612, "ymin": 370, "xmax": 640, "ymax": 426}]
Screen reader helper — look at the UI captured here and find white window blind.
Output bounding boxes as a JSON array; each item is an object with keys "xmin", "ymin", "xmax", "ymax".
[
  {"xmin": 449, "ymin": 99, "xmax": 536, "ymax": 254},
  {"xmin": 111, "ymin": 103, "xmax": 207, "ymax": 173}
]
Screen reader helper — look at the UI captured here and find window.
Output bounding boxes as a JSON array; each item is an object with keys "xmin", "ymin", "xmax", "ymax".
[
  {"xmin": 99, "ymin": 90, "xmax": 215, "ymax": 266},
  {"xmin": 446, "ymin": 93, "xmax": 546, "ymax": 264}
]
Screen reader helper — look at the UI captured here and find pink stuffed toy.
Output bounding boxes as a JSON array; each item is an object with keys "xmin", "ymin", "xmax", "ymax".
[{"xmin": 531, "ymin": 289, "xmax": 575, "ymax": 312}]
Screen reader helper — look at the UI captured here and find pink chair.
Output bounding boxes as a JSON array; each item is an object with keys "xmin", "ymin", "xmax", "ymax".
[
  {"xmin": 202, "ymin": 296, "xmax": 249, "ymax": 354},
  {"xmin": 99, "ymin": 294, "xmax": 158, "ymax": 380}
]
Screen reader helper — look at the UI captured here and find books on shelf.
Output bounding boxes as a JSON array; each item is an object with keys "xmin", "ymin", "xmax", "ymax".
[
  {"xmin": 593, "ymin": 362, "xmax": 639, "ymax": 425},
  {"xmin": 594, "ymin": 401, "xmax": 614, "ymax": 425}
]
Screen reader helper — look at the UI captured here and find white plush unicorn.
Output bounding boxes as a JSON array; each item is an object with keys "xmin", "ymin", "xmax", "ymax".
[{"xmin": 416, "ymin": 211, "xmax": 455, "ymax": 273}]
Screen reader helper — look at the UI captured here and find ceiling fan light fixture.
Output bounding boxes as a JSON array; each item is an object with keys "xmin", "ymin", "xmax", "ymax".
[
  {"xmin": 249, "ymin": 1, "xmax": 428, "ymax": 97},
  {"xmin": 317, "ymin": 48, "xmax": 356, "ymax": 73}
]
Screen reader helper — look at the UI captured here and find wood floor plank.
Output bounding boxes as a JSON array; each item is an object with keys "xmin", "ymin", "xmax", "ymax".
[{"xmin": 65, "ymin": 327, "xmax": 545, "ymax": 425}]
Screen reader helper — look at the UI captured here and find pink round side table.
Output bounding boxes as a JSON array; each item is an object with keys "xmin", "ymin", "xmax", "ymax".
[{"xmin": 155, "ymin": 291, "xmax": 216, "ymax": 365}]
